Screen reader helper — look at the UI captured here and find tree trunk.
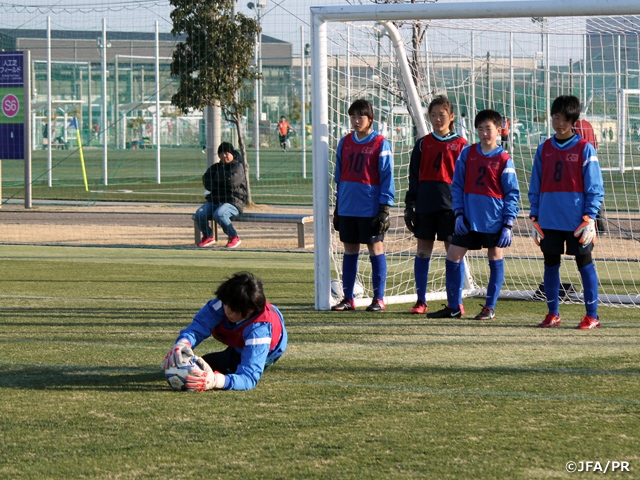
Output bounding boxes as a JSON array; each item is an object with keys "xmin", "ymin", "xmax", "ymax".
[{"xmin": 231, "ymin": 115, "xmax": 253, "ymax": 205}]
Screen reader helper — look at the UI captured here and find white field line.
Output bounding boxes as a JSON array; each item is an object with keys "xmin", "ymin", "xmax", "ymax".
[
  {"xmin": 0, "ymin": 294, "xmax": 202, "ymax": 306},
  {"xmin": 269, "ymin": 378, "xmax": 640, "ymax": 405}
]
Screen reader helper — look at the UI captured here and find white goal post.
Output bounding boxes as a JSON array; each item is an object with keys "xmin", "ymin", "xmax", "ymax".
[{"xmin": 311, "ymin": 0, "xmax": 640, "ymax": 310}]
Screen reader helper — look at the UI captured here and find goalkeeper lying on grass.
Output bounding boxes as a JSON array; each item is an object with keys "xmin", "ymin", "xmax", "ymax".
[{"xmin": 162, "ymin": 272, "xmax": 287, "ymax": 391}]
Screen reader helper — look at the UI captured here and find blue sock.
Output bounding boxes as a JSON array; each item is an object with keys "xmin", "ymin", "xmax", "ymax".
[
  {"xmin": 370, "ymin": 254, "xmax": 388, "ymax": 300},
  {"xmin": 457, "ymin": 259, "xmax": 466, "ymax": 307},
  {"xmin": 544, "ymin": 263, "xmax": 561, "ymax": 315},
  {"xmin": 414, "ymin": 256, "xmax": 430, "ymax": 302},
  {"xmin": 445, "ymin": 259, "xmax": 462, "ymax": 309},
  {"xmin": 579, "ymin": 262, "xmax": 599, "ymax": 318},
  {"xmin": 342, "ymin": 253, "xmax": 359, "ymax": 299},
  {"xmin": 486, "ymin": 259, "xmax": 504, "ymax": 310}
]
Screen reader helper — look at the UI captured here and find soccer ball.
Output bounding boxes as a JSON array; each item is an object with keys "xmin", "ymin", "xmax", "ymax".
[
  {"xmin": 165, "ymin": 356, "xmax": 199, "ymax": 391},
  {"xmin": 330, "ymin": 279, "xmax": 364, "ymax": 301}
]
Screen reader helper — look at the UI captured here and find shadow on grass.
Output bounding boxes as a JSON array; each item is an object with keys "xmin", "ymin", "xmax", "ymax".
[
  {"xmin": 0, "ymin": 364, "xmax": 167, "ymax": 391},
  {"xmin": 0, "ymin": 306, "xmax": 195, "ymax": 327}
]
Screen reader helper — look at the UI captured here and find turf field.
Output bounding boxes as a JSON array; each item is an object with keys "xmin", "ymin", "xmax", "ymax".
[
  {"xmin": 1, "ymin": 147, "xmax": 314, "ymax": 205},
  {"xmin": 2, "ymin": 145, "xmax": 640, "ymax": 211},
  {"xmin": 1, "ymin": 245, "xmax": 639, "ymax": 479}
]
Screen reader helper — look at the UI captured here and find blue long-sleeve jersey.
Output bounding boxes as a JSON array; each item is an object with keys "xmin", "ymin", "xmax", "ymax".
[
  {"xmin": 451, "ymin": 143, "xmax": 520, "ymax": 234},
  {"xmin": 528, "ymin": 134, "xmax": 604, "ymax": 231},
  {"xmin": 175, "ymin": 299, "xmax": 287, "ymax": 391},
  {"xmin": 334, "ymin": 130, "xmax": 395, "ymax": 217}
]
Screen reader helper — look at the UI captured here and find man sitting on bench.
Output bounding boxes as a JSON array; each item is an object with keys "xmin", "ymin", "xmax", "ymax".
[{"xmin": 194, "ymin": 142, "xmax": 247, "ymax": 249}]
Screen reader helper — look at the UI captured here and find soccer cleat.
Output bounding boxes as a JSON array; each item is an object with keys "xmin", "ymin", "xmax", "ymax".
[
  {"xmin": 459, "ymin": 304, "xmax": 466, "ymax": 316},
  {"xmin": 226, "ymin": 236, "xmax": 242, "ymax": 249},
  {"xmin": 576, "ymin": 315, "xmax": 601, "ymax": 330},
  {"xmin": 474, "ymin": 305, "xmax": 495, "ymax": 321},
  {"xmin": 538, "ymin": 313, "xmax": 561, "ymax": 328},
  {"xmin": 331, "ymin": 298, "xmax": 356, "ymax": 311},
  {"xmin": 410, "ymin": 300, "xmax": 428, "ymax": 314},
  {"xmin": 197, "ymin": 236, "xmax": 216, "ymax": 248},
  {"xmin": 366, "ymin": 298, "xmax": 386, "ymax": 312},
  {"xmin": 426, "ymin": 304, "xmax": 462, "ymax": 319}
]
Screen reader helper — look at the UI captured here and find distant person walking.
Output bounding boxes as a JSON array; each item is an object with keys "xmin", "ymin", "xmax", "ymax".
[
  {"xmin": 501, "ymin": 117, "xmax": 511, "ymax": 152},
  {"xmin": 277, "ymin": 116, "xmax": 295, "ymax": 152}
]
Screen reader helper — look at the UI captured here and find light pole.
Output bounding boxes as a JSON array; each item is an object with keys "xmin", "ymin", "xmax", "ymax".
[
  {"xmin": 248, "ymin": 0, "xmax": 265, "ymax": 180},
  {"xmin": 97, "ymin": 20, "xmax": 111, "ymax": 185}
]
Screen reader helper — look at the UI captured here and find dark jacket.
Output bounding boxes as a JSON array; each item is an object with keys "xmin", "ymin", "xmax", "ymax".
[{"xmin": 203, "ymin": 151, "xmax": 247, "ymax": 213}]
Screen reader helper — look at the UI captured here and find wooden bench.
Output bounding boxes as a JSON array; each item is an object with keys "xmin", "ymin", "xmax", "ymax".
[{"xmin": 193, "ymin": 212, "xmax": 314, "ymax": 248}]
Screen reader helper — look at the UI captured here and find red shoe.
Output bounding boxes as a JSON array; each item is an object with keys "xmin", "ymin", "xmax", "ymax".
[
  {"xmin": 459, "ymin": 304, "xmax": 465, "ymax": 316},
  {"xmin": 366, "ymin": 298, "xmax": 386, "ymax": 312},
  {"xmin": 226, "ymin": 236, "xmax": 242, "ymax": 249},
  {"xmin": 410, "ymin": 300, "xmax": 427, "ymax": 314},
  {"xmin": 197, "ymin": 236, "xmax": 215, "ymax": 247},
  {"xmin": 538, "ymin": 313, "xmax": 561, "ymax": 328},
  {"xmin": 331, "ymin": 298, "xmax": 356, "ymax": 311},
  {"xmin": 474, "ymin": 305, "xmax": 495, "ymax": 320},
  {"xmin": 576, "ymin": 315, "xmax": 600, "ymax": 329}
]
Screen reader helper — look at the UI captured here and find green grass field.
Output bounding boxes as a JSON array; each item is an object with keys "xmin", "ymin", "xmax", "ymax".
[
  {"xmin": 1, "ymin": 147, "xmax": 315, "ymax": 205},
  {"xmin": 1, "ymin": 245, "xmax": 638, "ymax": 479},
  {"xmin": 2, "ymin": 144, "xmax": 640, "ymax": 211}
]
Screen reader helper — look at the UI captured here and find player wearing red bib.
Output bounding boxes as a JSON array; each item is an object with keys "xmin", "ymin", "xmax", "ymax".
[
  {"xmin": 162, "ymin": 272, "xmax": 287, "ymax": 391},
  {"xmin": 529, "ymin": 95, "xmax": 604, "ymax": 329},
  {"xmin": 404, "ymin": 96, "xmax": 468, "ymax": 315},
  {"xmin": 332, "ymin": 99, "xmax": 395, "ymax": 312},
  {"xmin": 428, "ymin": 109, "xmax": 520, "ymax": 321}
]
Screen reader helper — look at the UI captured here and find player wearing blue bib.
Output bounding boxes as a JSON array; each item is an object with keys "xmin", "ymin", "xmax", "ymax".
[
  {"xmin": 332, "ymin": 99, "xmax": 395, "ymax": 312},
  {"xmin": 428, "ymin": 109, "xmax": 520, "ymax": 321},
  {"xmin": 404, "ymin": 96, "xmax": 468, "ymax": 315},
  {"xmin": 529, "ymin": 95, "xmax": 604, "ymax": 330}
]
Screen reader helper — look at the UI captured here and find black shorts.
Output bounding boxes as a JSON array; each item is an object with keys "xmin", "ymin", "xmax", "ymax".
[
  {"xmin": 540, "ymin": 229, "xmax": 595, "ymax": 256},
  {"xmin": 451, "ymin": 230, "xmax": 501, "ymax": 250},
  {"xmin": 201, "ymin": 346, "xmax": 241, "ymax": 375},
  {"xmin": 279, "ymin": 134, "xmax": 287, "ymax": 144},
  {"xmin": 202, "ymin": 345, "xmax": 278, "ymax": 374},
  {"xmin": 414, "ymin": 210, "xmax": 455, "ymax": 242},
  {"xmin": 338, "ymin": 215, "xmax": 384, "ymax": 244}
]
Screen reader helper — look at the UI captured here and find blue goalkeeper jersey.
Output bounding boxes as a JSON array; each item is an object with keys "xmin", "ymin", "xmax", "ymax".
[
  {"xmin": 528, "ymin": 134, "xmax": 604, "ymax": 231},
  {"xmin": 334, "ymin": 130, "xmax": 395, "ymax": 217},
  {"xmin": 176, "ymin": 299, "xmax": 287, "ymax": 391},
  {"xmin": 451, "ymin": 143, "xmax": 520, "ymax": 234}
]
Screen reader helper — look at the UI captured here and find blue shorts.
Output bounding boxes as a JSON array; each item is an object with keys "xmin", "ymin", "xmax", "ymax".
[
  {"xmin": 414, "ymin": 210, "xmax": 455, "ymax": 242},
  {"xmin": 540, "ymin": 229, "xmax": 594, "ymax": 256},
  {"xmin": 338, "ymin": 215, "xmax": 384, "ymax": 244},
  {"xmin": 451, "ymin": 230, "xmax": 501, "ymax": 250}
]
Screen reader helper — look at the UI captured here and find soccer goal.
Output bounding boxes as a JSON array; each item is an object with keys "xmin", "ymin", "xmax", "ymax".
[{"xmin": 311, "ymin": 0, "xmax": 640, "ymax": 310}]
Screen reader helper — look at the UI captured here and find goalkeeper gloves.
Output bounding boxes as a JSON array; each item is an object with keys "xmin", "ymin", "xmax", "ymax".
[
  {"xmin": 372, "ymin": 204, "xmax": 391, "ymax": 236},
  {"xmin": 530, "ymin": 216, "xmax": 544, "ymax": 246},
  {"xmin": 185, "ymin": 356, "xmax": 226, "ymax": 391},
  {"xmin": 496, "ymin": 225, "xmax": 513, "ymax": 248},
  {"xmin": 403, "ymin": 201, "xmax": 417, "ymax": 233},
  {"xmin": 162, "ymin": 339, "xmax": 193, "ymax": 369},
  {"xmin": 574, "ymin": 215, "xmax": 596, "ymax": 247},
  {"xmin": 454, "ymin": 211, "xmax": 469, "ymax": 236}
]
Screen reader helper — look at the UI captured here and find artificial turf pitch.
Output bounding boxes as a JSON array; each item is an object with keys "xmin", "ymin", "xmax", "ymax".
[{"xmin": 0, "ymin": 245, "xmax": 638, "ymax": 479}]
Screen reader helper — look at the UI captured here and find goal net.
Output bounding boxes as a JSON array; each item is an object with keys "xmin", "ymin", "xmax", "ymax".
[{"xmin": 311, "ymin": 1, "xmax": 640, "ymax": 310}]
